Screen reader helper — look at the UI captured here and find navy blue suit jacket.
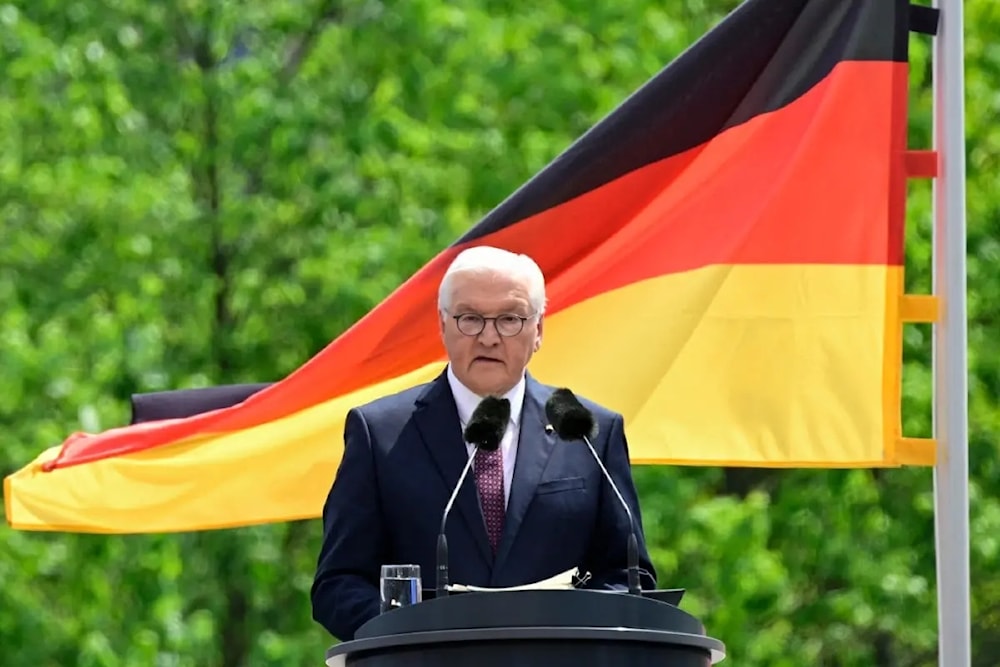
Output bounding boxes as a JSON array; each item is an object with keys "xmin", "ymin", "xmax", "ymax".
[{"xmin": 311, "ymin": 369, "xmax": 657, "ymax": 641}]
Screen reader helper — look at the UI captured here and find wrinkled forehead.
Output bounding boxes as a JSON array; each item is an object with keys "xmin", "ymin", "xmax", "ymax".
[{"xmin": 448, "ymin": 270, "xmax": 533, "ymax": 313}]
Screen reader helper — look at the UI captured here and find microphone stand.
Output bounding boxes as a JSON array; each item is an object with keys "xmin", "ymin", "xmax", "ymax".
[
  {"xmin": 581, "ymin": 435, "xmax": 642, "ymax": 596},
  {"xmin": 436, "ymin": 446, "xmax": 480, "ymax": 598}
]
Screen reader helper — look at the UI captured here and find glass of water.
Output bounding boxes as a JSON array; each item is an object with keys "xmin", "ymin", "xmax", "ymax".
[{"xmin": 380, "ymin": 564, "xmax": 422, "ymax": 613}]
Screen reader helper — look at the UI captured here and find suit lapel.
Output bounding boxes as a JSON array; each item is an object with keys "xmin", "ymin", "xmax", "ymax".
[
  {"xmin": 413, "ymin": 372, "xmax": 493, "ymax": 566},
  {"xmin": 492, "ymin": 376, "xmax": 556, "ymax": 577}
]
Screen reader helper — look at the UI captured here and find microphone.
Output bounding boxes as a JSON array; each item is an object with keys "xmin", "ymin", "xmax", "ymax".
[
  {"xmin": 544, "ymin": 388, "xmax": 642, "ymax": 596},
  {"xmin": 437, "ymin": 395, "xmax": 510, "ymax": 598}
]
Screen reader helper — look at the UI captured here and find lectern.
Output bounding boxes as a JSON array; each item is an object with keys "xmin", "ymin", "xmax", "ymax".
[{"xmin": 325, "ymin": 589, "xmax": 726, "ymax": 666}]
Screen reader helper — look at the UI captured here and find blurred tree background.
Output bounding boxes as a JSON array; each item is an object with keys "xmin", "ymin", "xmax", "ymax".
[{"xmin": 1, "ymin": 0, "xmax": 997, "ymax": 665}]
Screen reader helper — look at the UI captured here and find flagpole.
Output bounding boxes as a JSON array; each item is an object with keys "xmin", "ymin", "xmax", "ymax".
[{"xmin": 931, "ymin": 0, "xmax": 970, "ymax": 665}]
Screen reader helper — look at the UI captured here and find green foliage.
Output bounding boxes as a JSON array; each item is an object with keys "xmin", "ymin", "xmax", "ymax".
[{"xmin": 1, "ymin": 0, "xmax": 997, "ymax": 665}]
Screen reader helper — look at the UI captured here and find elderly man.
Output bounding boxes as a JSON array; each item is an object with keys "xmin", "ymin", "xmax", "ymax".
[{"xmin": 311, "ymin": 246, "xmax": 656, "ymax": 641}]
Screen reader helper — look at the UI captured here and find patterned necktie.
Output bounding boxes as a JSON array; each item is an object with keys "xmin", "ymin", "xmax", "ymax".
[{"xmin": 474, "ymin": 445, "xmax": 506, "ymax": 554}]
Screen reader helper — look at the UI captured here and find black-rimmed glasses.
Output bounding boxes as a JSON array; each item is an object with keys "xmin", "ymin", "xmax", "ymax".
[{"xmin": 452, "ymin": 313, "xmax": 532, "ymax": 337}]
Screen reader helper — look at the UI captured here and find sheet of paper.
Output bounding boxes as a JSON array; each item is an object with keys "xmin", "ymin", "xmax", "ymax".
[{"xmin": 447, "ymin": 568, "xmax": 579, "ymax": 593}]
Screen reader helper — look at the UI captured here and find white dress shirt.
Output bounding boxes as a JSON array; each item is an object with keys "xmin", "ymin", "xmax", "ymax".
[{"xmin": 447, "ymin": 365, "xmax": 525, "ymax": 508}]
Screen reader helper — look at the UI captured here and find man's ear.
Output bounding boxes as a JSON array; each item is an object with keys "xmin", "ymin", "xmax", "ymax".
[{"xmin": 534, "ymin": 315, "xmax": 544, "ymax": 352}]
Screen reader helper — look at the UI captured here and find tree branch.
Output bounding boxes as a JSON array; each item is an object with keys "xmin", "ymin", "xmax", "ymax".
[
  {"xmin": 231, "ymin": 0, "xmax": 345, "ymax": 262},
  {"xmin": 200, "ymin": 30, "xmax": 247, "ymax": 667},
  {"xmin": 173, "ymin": 5, "xmax": 250, "ymax": 665},
  {"xmin": 873, "ymin": 630, "xmax": 899, "ymax": 667},
  {"xmin": 169, "ymin": 5, "xmax": 197, "ymax": 63},
  {"xmin": 262, "ymin": 521, "xmax": 313, "ymax": 633},
  {"xmin": 720, "ymin": 467, "xmax": 784, "ymax": 498},
  {"xmin": 205, "ymin": 72, "xmax": 233, "ymax": 378},
  {"xmin": 279, "ymin": 0, "xmax": 343, "ymax": 86}
]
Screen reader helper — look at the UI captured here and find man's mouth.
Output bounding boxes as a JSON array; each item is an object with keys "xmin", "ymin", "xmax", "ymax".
[{"xmin": 473, "ymin": 356, "xmax": 504, "ymax": 365}]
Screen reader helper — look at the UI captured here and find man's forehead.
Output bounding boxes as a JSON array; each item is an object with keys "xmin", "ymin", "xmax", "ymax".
[
  {"xmin": 451, "ymin": 285, "xmax": 532, "ymax": 312},
  {"xmin": 452, "ymin": 269, "xmax": 528, "ymax": 288},
  {"xmin": 452, "ymin": 272, "xmax": 528, "ymax": 292},
  {"xmin": 452, "ymin": 293, "xmax": 530, "ymax": 311}
]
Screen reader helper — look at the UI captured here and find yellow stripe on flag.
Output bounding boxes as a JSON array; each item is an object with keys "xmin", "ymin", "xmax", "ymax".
[{"xmin": 534, "ymin": 263, "xmax": 903, "ymax": 466}]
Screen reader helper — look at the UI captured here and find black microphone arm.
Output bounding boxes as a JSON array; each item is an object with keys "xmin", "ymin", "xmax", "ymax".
[
  {"xmin": 435, "ymin": 396, "xmax": 510, "ymax": 599},
  {"xmin": 436, "ymin": 445, "xmax": 480, "ymax": 598},
  {"xmin": 545, "ymin": 388, "xmax": 642, "ymax": 596},
  {"xmin": 578, "ymin": 431, "xmax": 642, "ymax": 596}
]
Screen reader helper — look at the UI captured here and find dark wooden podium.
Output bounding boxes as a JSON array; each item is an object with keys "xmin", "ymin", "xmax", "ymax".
[{"xmin": 325, "ymin": 589, "xmax": 726, "ymax": 666}]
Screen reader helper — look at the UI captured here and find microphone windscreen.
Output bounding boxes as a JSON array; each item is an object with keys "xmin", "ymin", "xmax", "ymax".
[
  {"xmin": 463, "ymin": 396, "xmax": 510, "ymax": 451},
  {"xmin": 544, "ymin": 388, "xmax": 598, "ymax": 441}
]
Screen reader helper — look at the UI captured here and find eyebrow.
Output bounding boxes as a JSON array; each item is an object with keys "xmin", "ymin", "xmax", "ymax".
[{"xmin": 453, "ymin": 303, "xmax": 529, "ymax": 315}]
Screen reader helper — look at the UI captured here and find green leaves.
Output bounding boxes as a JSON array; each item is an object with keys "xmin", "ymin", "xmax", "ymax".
[{"xmin": 2, "ymin": 1, "xmax": 999, "ymax": 665}]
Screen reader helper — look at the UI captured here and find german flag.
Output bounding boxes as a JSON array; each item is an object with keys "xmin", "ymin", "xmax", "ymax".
[{"xmin": 5, "ymin": 0, "xmax": 935, "ymax": 534}]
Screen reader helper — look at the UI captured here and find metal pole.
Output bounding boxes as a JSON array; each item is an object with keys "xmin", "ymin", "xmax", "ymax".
[{"xmin": 931, "ymin": 0, "xmax": 970, "ymax": 664}]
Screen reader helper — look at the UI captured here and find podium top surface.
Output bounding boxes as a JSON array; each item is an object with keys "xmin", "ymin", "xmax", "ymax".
[{"xmin": 326, "ymin": 589, "xmax": 726, "ymax": 665}]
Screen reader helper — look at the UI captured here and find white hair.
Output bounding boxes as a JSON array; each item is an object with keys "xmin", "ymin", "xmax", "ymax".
[{"xmin": 438, "ymin": 246, "xmax": 547, "ymax": 316}]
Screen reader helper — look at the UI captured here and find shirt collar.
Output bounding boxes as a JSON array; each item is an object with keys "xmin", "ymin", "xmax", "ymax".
[{"xmin": 447, "ymin": 364, "xmax": 525, "ymax": 428}]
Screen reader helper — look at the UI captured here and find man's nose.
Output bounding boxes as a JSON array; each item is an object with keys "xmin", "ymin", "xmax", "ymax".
[{"xmin": 478, "ymin": 323, "xmax": 501, "ymax": 345}]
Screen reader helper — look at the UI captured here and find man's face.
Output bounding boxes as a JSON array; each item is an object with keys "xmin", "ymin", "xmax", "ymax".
[{"xmin": 440, "ymin": 270, "xmax": 543, "ymax": 396}]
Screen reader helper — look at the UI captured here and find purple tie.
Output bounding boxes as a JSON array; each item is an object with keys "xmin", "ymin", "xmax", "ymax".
[{"xmin": 474, "ymin": 445, "xmax": 506, "ymax": 554}]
